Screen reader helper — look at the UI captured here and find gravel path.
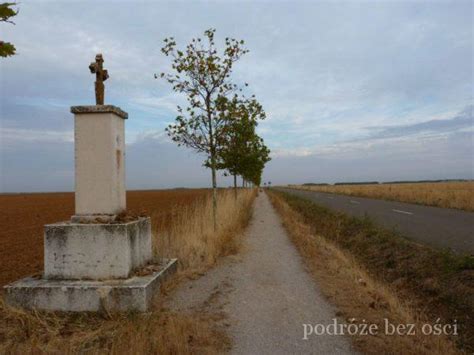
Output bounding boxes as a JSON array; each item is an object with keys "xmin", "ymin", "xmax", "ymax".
[{"xmin": 168, "ymin": 192, "xmax": 355, "ymax": 354}]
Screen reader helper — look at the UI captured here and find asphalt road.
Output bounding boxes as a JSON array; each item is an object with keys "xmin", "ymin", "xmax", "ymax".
[{"xmin": 277, "ymin": 188, "xmax": 474, "ymax": 255}]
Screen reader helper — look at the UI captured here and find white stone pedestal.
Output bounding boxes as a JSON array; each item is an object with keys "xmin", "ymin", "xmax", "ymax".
[
  {"xmin": 3, "ymin": 105, "xmax": 177, "ymax": 312},
  {"xmin": 71, "ymin": 105, "xmax": 127, "ymax": 220}
]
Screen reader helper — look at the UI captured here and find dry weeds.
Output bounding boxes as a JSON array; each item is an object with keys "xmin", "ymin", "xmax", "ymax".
[
  {"xmin": 268, "ymin": 191, "xmax": 461, "ymax": 355},
  {"xmin": 0, "ymin": 188, "xmax": 256, "ymax": 354},
  {"xmin": 291, "ymin": 181, "xmax": 474, "ymax": 211},
  {"xmin": 153, "ymin": 189, "xmax": 256, "ymax": 276},
  {"xmin": 0, "ymin": 297, "xmax": 229, "ymax": 354}
]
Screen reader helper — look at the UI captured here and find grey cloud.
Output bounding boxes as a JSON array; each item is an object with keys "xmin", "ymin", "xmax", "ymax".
[
  {"xmin": 0, "ymin": 134, "xmax": 235, "ymax": 192},
  {"xmin": 363, "ymin": 105, "xmax": 473, "ymax": 140},
  {"xmin": 2, "ymin": 126, "xmax": 471, "ymax": 192},
  {"xmin": 126, "ymin": 135, "xmax": 235, "ymax": 190},
  {"xmin": 0, "ymin": 140, "xmax": 74, "ymax": 192},
  {"xmin": 1, "ymin": 0, "xmax": 473, "ymax": 191},
  {"xmin": 262, "ymin": 130, "xmax": 474, "ymax": 185}
]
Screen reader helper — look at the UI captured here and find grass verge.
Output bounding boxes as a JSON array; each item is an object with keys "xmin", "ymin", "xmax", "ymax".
[
  {"xmin": 0, "ymin": 189, "xmax": 256, "ymax": 354},
  {"xmin": 153, "ymin": 189, "xmax": 255, "ymax": 276},
  {"xmin": 268, "ymin": 189, "xmax": 473, "ymax": 354}
]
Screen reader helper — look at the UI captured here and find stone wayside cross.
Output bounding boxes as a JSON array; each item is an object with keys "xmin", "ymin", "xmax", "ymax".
[
  {"xmin": 89, "ymin": 53, "xmax": 109, "ymax": 105},
  {"xmin": 4, "ymin": 54, "xmax": 177, "ymax": 312}
]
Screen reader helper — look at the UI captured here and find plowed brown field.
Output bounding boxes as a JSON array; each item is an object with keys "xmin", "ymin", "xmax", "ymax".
[{"xmin": 0, "ymin": 189, "xmax": 209, "ymax": 287}]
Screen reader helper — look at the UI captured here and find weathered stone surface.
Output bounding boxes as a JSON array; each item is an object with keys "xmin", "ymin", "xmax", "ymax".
[
  {"xmin": 71, "ymin": 105, "xmax": 128, "ymax": 119},
  {"xmin": 4, "ymin": 259, "xmax": 177, "ymax": 312},
  {"xmin": 44, "ymin": 218, "xmax": 152, "ymax": 280},
  {"xmin": 70, "ymin": 214, "xmax": 117, "ymax": 223},
  {"xmin": 88, "ymin": 54, "xmax": 109, "ymax": 105},
  {"xmin": 73, "ymin": 108, "xmax": 126, "ymax": 216}
]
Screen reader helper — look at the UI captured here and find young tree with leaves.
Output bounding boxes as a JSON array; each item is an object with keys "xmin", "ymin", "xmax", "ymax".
[
  {"xmin": 240, "ymin": 134, "xmax": 271, "ymax": 187},
  {"xmin": 157, "ymin": 29, "xmax": 248, "ymax": 230},
  {"xmin": 0, "ymin": 2, "xmax": 18, "ymax": 58},
  {"xmin": 216, "ymin": 96, "xmax": 266, "ymax": 197}
]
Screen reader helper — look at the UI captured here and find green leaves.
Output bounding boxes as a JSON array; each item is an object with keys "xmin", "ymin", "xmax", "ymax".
[
  {"xmin": 0, "ymin": 2, "xmax": 18, "ymax": 58},
  {"xmin": 0, "ymin": 2, "xmax": 17, "ymax": 22},
  {"xmin": 0, "ymin": 40, "xmax": 15, "ymax": 57},
  {"xmin": 157, "ymin": 28, "xmax": 269, "ymax": 189},
  {"xmin": 216, "ymin": 96, "xmax": 270, "ymax": 186},
  {"xmin": 156, "ymin": 29, "xmax": 249, "ymax": 158}
]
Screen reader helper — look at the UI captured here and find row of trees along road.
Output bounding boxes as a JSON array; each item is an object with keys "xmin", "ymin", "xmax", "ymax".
[{"xmin": 156, "ymin": 29, "xmax": 271, "ymax": 230}]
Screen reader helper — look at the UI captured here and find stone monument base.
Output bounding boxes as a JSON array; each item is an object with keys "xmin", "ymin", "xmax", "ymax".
[
  {"xmin": 44, "ymin": 217, "xmax": 152, "ymax": 280},
  {"xmin": 4, "ymin": 259, "xmax": 177, "ymax": 312}
]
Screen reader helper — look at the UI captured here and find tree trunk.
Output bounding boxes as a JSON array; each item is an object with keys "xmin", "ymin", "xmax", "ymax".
[
  {"xmin": 211, "ymin": 164, "xmax": 217, "ymax": 232},
  {"xmin": 206, "ymin": 94, "xmax": 217, "ymax": 232},
  {"xmin": 233, "ymin": 174, "xmax": 237, "ymax": 200}
]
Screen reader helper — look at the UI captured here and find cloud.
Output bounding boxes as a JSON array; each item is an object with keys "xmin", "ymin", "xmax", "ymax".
[
  {"xmin": 0, "ymin": 0, "xmax": 472, "ymax": 191},
  {"xmin": 262, "ymin": 130, "xmax": 474, "ymax": 185},
  {"xmin": 363, "ymin": 105, "xmax": 473, "ymax": 140},
  {"xmin": 0, "ymin": 128, "xmax": 73, "ymax": 146},
  {"xmin": 0, "ymin": 140, "xmax": 74, "ymax": 193}
]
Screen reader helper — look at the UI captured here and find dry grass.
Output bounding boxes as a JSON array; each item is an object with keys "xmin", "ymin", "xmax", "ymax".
[
  {"xmin": 153, "ymin": 189, "xmax": 256, "ymax": 275},
  {"xmin": 0, "ymin": 298, "xmax": 229, "ymax": 354},
  {"xmin": 290, "ymin": 181, "xmax": 474, "ymax": 211},
  {"xmin": 268, "ymin": 191, "xmax": 461, "ymax": 355},
  {"xmin": 0, "ymin": 188, "xmax": 256, "ymax": 354}
]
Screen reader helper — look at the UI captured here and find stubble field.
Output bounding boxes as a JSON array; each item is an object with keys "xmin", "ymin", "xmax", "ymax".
[
  {"xmin": 0, "ymin": 189, "xmax": 209, "ymax": 287},
  {"xmin": 290, "ymin": 181, "xmax": 474, "ymax": 211}
]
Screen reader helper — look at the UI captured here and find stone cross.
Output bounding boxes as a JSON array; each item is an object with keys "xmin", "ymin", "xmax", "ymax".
[
  {"xmin": 89, "ymin": 53, "xmax": 109, "ymax": 105},
  {"xmin": 2, "ymin": 54, "xmax": 177, "ymax": 314}
]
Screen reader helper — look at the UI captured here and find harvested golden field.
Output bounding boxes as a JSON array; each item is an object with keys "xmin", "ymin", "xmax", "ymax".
[
  {"xmin": 0, "ymin": 188, "xmax": 256, "ymax": 353},
  {"xmin": 291, "ymin": 182, "xmax": 474, "ymax": 211},
  {"xmin": 0, "ymin": 189, "xmax": 210, "ymax": 287}
]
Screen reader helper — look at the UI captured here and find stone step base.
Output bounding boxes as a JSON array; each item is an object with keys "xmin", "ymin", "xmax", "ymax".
[
  {"xmin": 44, "ymin": 217, "xmax": 152, "ymax": 280},
  {"xmin": 3, "ymin": 259, "xmax": 177, "ymax": 312}
]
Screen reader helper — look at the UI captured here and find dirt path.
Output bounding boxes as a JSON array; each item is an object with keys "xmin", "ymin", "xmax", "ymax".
[{"xmin": 168, "ymin": 192, "xmax": 355, "ymax": 354}]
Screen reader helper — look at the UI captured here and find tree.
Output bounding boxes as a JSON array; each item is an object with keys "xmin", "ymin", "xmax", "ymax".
[
  {"xmin": 0, "ymin": 2, "xmax": 18, "ymax": 58},
  {"xmin": 157, "ymin": 29, "xmax": 248, "ymax": 230},
  {"xmin": 239, "ymin": 134, "xmax": 271, "ymax": 187},
  {"xmin": 217, "ymin": 96, "xmax": 270, "ymax": 192},
  {"xmin": 216, "ymin": 96, "xmax": 266, "ymax": 197}
]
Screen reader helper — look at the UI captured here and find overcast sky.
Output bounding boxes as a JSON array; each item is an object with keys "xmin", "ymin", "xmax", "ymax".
[{"xmin": 0, "ymin": 0, "xmax": 472, "ymax": 192}]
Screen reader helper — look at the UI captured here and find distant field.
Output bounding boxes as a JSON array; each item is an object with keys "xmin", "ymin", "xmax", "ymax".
[
  {"xmin": 0, "ymin": 189, "xmax": 209, "ymax": 287},
  {"xmin": 290, "ymin": 181, "xmax": 474, "ymax": 211}
]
